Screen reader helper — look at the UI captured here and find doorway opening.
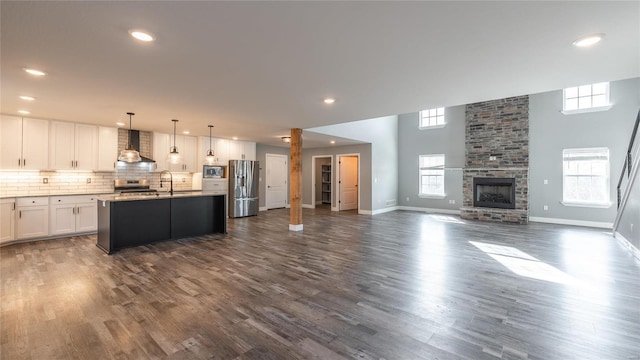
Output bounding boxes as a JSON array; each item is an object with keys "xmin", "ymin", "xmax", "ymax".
[
  {"xmin": 336, "ymin": 154, "xmax": 360, "ymax": 212},
  {"xmin": 311, "ymin": 155, "xmax": 333, "ymax": 209},
  {"xmin": 265, "ymin": 153, "xmax": 288, "ymax": 210}
]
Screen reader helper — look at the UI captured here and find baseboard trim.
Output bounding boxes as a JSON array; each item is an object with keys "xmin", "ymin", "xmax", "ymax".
[
  {"xmin": 331, "ymin": 206, "xmax": 339, "ymax": 212},
  {"xmin": 289, "ymin": 224, "xmax": 303, "ymax": 231},
  {"xmin": 397, "ymin": 206, "xmax": 461, "ymax": 215},
  {"xmin": 529, "ymin": 216, "xmax": 613, "ymax": 229},
  {"xmin": 315, "ymin": 201, "xmax": 323, "ymax": 205},
  {"xmin": 358, "ymin": 209, "xmax": 372, "ymax": 215},
  {"xmin": 369, "ymin": 206, "xmax": 398, "ymax": 215},
  {"xmin": 302, "ymin": 204, "xmax": 314, "ymax": 209},
  {"xmin": 259, "ymin": 206, "xmax": 267, "ymax": 211},
  {"xmin": 614, "ymin": 231, "xmax": 640, "ymax": 261}
]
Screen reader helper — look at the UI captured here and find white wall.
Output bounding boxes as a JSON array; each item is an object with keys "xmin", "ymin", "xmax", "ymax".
[
  {"xmin": 529, "ymin": 77, "xmax": 640, "ymax": 224},
  {"xmin": 397, "ymin": 106, "xmax": 465, "ymax": 210},
  {"xmin": 307, "ymin": 115, "xmax": 398, "ymax": 212}
]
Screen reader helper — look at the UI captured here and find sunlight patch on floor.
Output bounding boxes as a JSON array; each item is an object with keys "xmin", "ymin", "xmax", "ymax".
[
  {"xmin": 470, "ymin": 241, "xmax": 578, "ymax": 285},
  {"xmin": 430, "ymin": 215, "xmax": 465, "ymax": 224}
]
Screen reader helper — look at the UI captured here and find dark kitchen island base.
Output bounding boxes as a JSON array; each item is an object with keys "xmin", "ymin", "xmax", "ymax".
[{"xmin": 97, "ymin": 194, "xmax": 226, "ymax": 254}]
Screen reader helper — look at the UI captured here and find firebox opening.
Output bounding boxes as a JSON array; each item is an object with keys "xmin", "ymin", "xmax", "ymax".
[{"xmin": 473, "ymin": 177, "xmax": 516, "ymax": 209}]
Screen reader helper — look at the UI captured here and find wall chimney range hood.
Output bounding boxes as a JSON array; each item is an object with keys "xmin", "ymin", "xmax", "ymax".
[{"xmin": 118, "ymin": 129, "xmax": 156, "ymax": 163}]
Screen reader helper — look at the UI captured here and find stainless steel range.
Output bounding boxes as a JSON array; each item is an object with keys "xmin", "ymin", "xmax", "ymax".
[{"xmin": 114, "ymin": 179, "xmax": 158, "ymax": 196}]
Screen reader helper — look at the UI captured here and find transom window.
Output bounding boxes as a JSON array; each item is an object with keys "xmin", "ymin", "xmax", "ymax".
[
  {"xmin": 419, "ymin": 107, "xmax": 445, "ymax": 128},
  {"xmin": 419, "ymin": 154, "xmax": 445, "ymax": 197},
  {"xmin": 562, "ymin": 82, "xmax": 610, "ymax": 114},
  {"xmin": 562, "ymin": 148, "xmax": 610, "ymax": 206}
]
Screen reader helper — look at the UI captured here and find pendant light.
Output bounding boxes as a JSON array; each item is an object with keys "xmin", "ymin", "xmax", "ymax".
[
  {"xmin": 167, "ymin": 119, "xmax": 182, "ymax": 164},
  {"xmin": 205, "ymin": 125, "xmax": 216, "ymax": 165},
  {"xmin": 118, "ymin": 112, "xmax": 142, "ymax": 162}
]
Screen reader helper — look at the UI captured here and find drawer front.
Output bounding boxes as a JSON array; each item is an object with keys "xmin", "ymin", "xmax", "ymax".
[
  {"xmin": 50, "ymin": 195, "xmax": 98, "ymax": 205},
  {"xmin": 203, "ymin": 180, "xmax": 228, "ymax": 192},
  {"xmin": 17, "ymin": 197, "xmax": 49, "ymax": 207}
]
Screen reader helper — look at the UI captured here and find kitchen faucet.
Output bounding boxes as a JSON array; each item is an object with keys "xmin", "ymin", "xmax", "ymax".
[{"xmin": 160, "ymin": 170, "xmax": 173, "ymax": 195}]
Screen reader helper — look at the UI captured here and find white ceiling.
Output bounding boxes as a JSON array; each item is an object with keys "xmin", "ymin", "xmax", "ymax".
[{"xmin": 1, "ymin": 1, "xmax": 638, "ymax": 148}]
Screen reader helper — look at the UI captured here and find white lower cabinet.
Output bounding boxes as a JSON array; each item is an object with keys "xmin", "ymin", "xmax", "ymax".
[
  {"xmin": 49, "ymin": 195, "xmax": 98, "ymax": 236},
  {"xmin": 0, "ymin": 198, "xmax": 16, "ymax": 244},
  {"xmin": 16, "ymin": 197, "xmax": 49, "ymax": 240}
]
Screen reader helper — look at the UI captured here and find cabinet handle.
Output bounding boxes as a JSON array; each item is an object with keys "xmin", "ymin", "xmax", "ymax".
[
  {"xmin": 77, "ymin": 207, "xmax": 80, "ymax": 214},
  {"xmin": 113, "ymin": 162, "xmax": 116, "ymax": 169},
  {"xmin": 12, "ymin": 203, "xmax": 15, "ymax": 210},
  {"xmin": 23, "ymin": 159, "xmax": 26, "ymax": 167},
  {"xmin": 72, "ymin": 160, "xmax": 75, "ymax": 168},
  {"xmin": 18, "ymin": 158, "xmax": 21, "ymax": 166},
  {"xmin": 76, "ymin": 161, "xmax": 78, "ymax": 168},
  {"xmin": 19, "ymin": 210, "xmax": 21, "ymax": 219},
  {"xmin": 72, "ymin": 207, "xmax": 75, "ymax": 214}
]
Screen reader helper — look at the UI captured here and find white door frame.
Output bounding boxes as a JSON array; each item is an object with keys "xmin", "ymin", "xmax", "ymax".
[
  {"xmin": 336, "ymin": 153, "xmax": 360, "ymax": 213},
  {"xmin": 265, "ymin": 153, "xmax": 288, "ymax": 209},
  {"xmin": 311, "ymin": 155, "xmax": 333, "ymax": 209}
]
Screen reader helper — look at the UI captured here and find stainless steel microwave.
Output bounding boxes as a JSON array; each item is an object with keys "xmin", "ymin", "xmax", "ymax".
[{"xmin": 203, "ymin": 165, "xmax": 226, "ymax": 178}]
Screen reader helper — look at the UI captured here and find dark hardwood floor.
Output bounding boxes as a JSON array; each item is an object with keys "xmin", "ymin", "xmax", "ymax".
[{"xmin": 2, "ymin": 207, "xmax": 639, "ymax": 359}]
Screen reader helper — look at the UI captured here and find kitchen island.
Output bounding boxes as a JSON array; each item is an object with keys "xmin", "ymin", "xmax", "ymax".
[{"xmin": 96, "ymin": 192, "xmax": 226, "ymax": 254}]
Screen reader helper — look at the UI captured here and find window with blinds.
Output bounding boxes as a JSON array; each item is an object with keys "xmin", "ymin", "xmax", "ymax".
[
  {"xmin": 562, "ymin": 148, "xmax": 610, "ymax": 206},
  {"xmin": 419, "ymin": 154, "xmax": 445, "ymax": 197}
]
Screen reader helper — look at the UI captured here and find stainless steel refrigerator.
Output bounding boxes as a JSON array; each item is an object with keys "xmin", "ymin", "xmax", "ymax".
[{"xmin": 228, "ymin": 160, "xmax": 259, "ymax": 217}]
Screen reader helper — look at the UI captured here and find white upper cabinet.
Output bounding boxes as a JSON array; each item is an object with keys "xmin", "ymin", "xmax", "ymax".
[
  {"xmin": 74, "ymin": 124, "xmax": 98, "ymax": 170},
  {"xmin": 49, "ymin": 121, "xmax": 75, "ymax": 169},
  {"xmin": 229, "ymin": 140, "xmax": 256, "ymax": 161},
  {"xmin": 153, "ymin": 132, "xmax": 171, "ymax": 172},
  {"xmin": 97, "ymin": 126, "xmax": 118, "ymax": 171},
  {"xmin": 180, "ymin": 135, "xmax": 198, "ymax": 172},
  {"xmin": 1, "ymin": 115, "xmax": 23, "ymax": 169},
  {"xmin": 198, "ymin": 136, "xmax": 230, "ymax": 166},
  {"xmin": 216, "ymin": 138, "xmax": 230, "ymax": 164},
  {"xmin": 154, "ymin": 132, "xmax": 197, "ymax": 172},
  {"xmin": 243, "ymin": 141, "xmax": 256, "ymax": 161},
  {"xmin": 1, "ymin": 115, "xmax": 49, "ymax": 170},
  {"xmin": 49, "ymin": 121, "xmax": 98, "ymax": 170}
]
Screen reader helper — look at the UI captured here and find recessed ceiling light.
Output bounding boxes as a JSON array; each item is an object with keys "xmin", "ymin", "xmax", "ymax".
[
  {"xmin": 18, "ymin": 110, "xmax": 30, "ymax": 115},
  {"xmin": 116, "ymin": 122, "xmax": 125, "ymax": 127},
  {"xmin": 324, "ymin": 98, "xmax": 336, "ymax": 104},
  {"xmin": 129, "ymin": 30, "xmax": 154, "ymax": 42},
  {"xmin": 572, "ymin": 33, "xmax": 605, "ymax": 47},
  {"xmin": 19, "ymin": 95, "xmax": 36, "ymax": 101},
  {"xmin": 23, "ymin": 68, "xmax": 47, "ymax": 76},
  {"xmin": 330, "ymin": 140, "xmax": 336, "ymax": 144},
  {"xmin": 182, "ymin": 130, "xmax": 190, "ymax": 135},
  {"xmin": 232, "ymin": 137, "xmax": 238, "ymax": 140}
]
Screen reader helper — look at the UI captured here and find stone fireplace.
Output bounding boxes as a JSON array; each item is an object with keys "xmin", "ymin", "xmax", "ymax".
[{"xmin": 461, "ymin": 96, "xmax": 529, "ymax": 224}]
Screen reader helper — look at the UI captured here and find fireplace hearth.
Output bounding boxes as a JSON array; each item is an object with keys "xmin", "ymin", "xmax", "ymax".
[{"xmin": 473, "ymin": 177, "xmax": 516, "ymax": 209}]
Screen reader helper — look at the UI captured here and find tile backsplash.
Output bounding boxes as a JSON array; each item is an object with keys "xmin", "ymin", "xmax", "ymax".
[{"xmin": 0, "ymin": 163, "xmax": 194, "ymax": 197}]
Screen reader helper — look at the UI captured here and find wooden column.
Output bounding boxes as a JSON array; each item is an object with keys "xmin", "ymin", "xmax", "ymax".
[{"xmin": 289, "ymin": 128, "xmax": 303, "ymax": 231}]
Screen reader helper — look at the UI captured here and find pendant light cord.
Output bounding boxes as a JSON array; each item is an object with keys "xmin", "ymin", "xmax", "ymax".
[
  {"xmin": 172, "ymin": 119, "xmax": 178, "ymax": 148},
  {"xmin": 208, "ymin": 125, "xmax": 213, "ymax": 152}
]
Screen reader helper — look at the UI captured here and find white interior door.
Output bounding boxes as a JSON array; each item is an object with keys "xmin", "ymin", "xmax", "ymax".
[
  {"xmin": 339, "ymin": 156, "xmax": 358, "ymax": 211},
  {"xmin": 266, "ymin": 154, "xmax": 288, "ymax": 209}
]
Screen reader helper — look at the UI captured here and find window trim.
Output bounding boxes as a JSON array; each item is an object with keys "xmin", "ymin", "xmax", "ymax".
[
  {"xmin": 561, "ymin": 147, "xmax": 611, "ymax": 208},
  {"xmin": 419, "ymin": 107, "xmax": 445, "ymax": 129},
  {"xmin": 419, "ymin": 154, "xmax": 445, "ymax": 197}
]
